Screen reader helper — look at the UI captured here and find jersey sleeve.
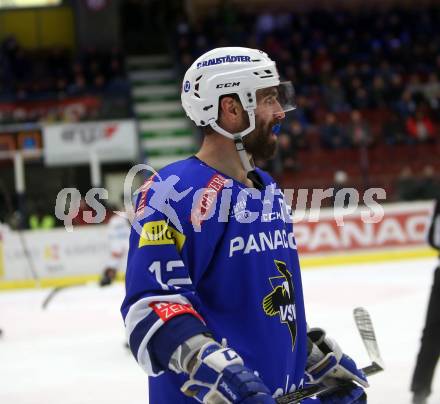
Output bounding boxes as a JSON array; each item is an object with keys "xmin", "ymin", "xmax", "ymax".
[{"xmin": 121, "ymin": 174, "xmax": 226, "ymax": 376}]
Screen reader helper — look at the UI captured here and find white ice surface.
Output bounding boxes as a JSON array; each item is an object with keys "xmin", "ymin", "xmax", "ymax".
[{"xmin": 0, "ymin": 257, "xmax": 439, "ymax": 404}]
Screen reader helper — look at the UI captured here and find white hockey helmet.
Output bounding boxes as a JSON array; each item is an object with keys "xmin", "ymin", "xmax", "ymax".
[{"xmin": 181, "ymin": 47, "xmax": 295, "ymax": 140}]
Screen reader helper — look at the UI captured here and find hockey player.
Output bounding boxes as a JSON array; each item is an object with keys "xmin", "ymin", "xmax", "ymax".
[
  {"xmin": 99, "ymin": 207, "xmax": 131, "ymax": 287},
  {"xmin": 121, "ymin": 47, "xmax": 368, "ymax": 403},
  {"xmin": 411, "ymin": 197, "xmax": 440, "ymax": 404}
]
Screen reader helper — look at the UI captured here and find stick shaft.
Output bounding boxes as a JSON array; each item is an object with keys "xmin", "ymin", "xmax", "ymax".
[
  {"xmin": 277, "ymin": 307, "xmax": 384, "ymax": 404},
  {"xmin": 275, "ymin": 363, "xmax": 381, "ymax": 404}
]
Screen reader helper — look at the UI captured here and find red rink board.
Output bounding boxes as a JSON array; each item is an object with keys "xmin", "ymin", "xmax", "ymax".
[{"xmin": 293, "ymin": 202, "xmax": 434, "ymax": 254}]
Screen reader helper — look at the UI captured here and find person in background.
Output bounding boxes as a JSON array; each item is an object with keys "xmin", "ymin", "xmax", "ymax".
[
  {"xmin": 28, "ymin": 202, "xmax": 55, "ymax": 230},
  {"xmin": 406, "ymin": 110, "xmax": 436, "ymax": 143},
  {"xmin": 411, "ymin": 198, "xmax": 440, "ymax": 404},
  {"xmin": 346, "ymin": 110, "xmax": 373, "ymax": 147},
  {"xmin": 71, "ymin": 198, "xmax": 90, "ymax": 226},
  {"xmin": 320, "ymin": 112, "xmax": 349, "ymax": 149},
  {"xmin": 395, "ymin": 166, "xmax": 418, "ymax": 201},
  {"xmin": 274, "ymin": 119, "xmax": 308, "ymax": 172},
  {"xmin": 99, "ymin": 205, "xmax": 131, "ymax": 287},
  {"xmin": 415, "ymin": 166, "xmax": 440, "ymax": 201},
  {"xmin": 287, "ymin": 119, "xmax": 308, "ymax": 150},
  {"xmin": 277, "ymin": 131, "xmax": 297, "ymax": 171},
  {"xmin": 382, "ymin": 112, "xmax": 407, "ymax": 145}
]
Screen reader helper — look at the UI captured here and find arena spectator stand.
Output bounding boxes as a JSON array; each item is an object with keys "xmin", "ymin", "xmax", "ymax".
[
  {"xmin": 0, "ymin": 37, "xmax": 132, "ymax": 229},
  {"xmin": 174, "ymin": 6, "xmax": 440, "ymax": 202},
  {"xmin": 0, "ymin": 36, "xmax": 131, "ymax": 123}
]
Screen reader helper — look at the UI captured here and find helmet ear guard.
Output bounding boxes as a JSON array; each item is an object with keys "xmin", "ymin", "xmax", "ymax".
[
  {"xmin": 208, "ymin": 108, "xmax": 256, "ymax": 140},
  {"xmin": 238, "ymin": 88, "xmax": 257, "ymax": 111},
  {"xmin": 209, "ymin": 110, "xmax": 256, "ymax": 175}
]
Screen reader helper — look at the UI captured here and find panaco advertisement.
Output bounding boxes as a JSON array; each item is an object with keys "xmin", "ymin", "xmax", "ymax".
[{"xmin": 0, "ymin": 201, "xmax": 436, "ymax": 289}]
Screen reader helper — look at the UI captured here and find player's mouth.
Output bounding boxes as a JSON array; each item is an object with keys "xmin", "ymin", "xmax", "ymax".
[
  {"xmin": 268, "ymin": 122, "xmax": 281, "ymax": 140},
  {"xmin": 271, "ymin": 123, "xmax": 282, "ymax": 136}
]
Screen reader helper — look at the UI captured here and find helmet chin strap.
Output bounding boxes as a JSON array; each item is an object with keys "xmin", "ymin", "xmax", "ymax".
[
  {"xmin": 208, "ymin": 109, "xmax": 256, "ymax": 174},
  {"xmin": 233, "ymin": 135, "xmax": 255, "ymax": 173}
]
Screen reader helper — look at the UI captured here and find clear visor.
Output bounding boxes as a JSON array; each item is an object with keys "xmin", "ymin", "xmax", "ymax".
[{"xmin": 256, "ymin": 81, "xmax": 296, "ymax": 116}]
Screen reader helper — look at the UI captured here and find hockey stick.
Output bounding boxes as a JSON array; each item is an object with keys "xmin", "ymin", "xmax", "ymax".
[
  {"xmin": 276, "ymin": 307, "xmax": 384, "ymax": 404},
  {"xmin": 275, "ymin": 363, "xmax": 381, "ymax": 404},
  {"xmin": 0, "ymin": 180, "xmax": 40, "ymax": 286},
  {"xmin": 41, "ymin": 282, "xmax": 87, "ymax": 310},
  {"xmin": 353, "ymin": 307, "xmax": 385, "ymax": 369}
]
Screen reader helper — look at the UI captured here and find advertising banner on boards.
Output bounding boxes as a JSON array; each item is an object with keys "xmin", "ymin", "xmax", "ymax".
[{"xmin": 43, "ymin": 119, "xmax": 138, "ymax": 165}]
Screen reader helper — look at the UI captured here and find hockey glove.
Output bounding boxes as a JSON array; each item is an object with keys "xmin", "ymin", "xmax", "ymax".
[
  {"xmin": 181, "ymin": 340, "xmax": 275, "ymax": 403},
  {"xmin": 305, "ymin": 328, "xmax": 368, "ymax": 388},
  {"xmin": 301, "ymin": 383, "xmax": 366, "ymax": 403}
]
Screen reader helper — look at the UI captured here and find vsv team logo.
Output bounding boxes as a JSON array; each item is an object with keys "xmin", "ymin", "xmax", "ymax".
[{"xmin": 262, "ymin": 260, "xmax": 297, "ymax": 350}]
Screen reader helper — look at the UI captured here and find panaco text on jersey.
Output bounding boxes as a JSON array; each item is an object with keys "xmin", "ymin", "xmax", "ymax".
[{"xmin": 229, "ymin": 229, "xmax": 297, "ymax": 257}]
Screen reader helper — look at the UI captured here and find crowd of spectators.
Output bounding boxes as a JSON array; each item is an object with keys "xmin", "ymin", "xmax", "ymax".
[
  {"xmin": 0, "ymin": 37, "xmax": 131, "ymax": 123},
  {"xmin": 174, "ymin": 6, "xmax": 440, "ymax": 200},
  {"xmin": 0, "ymin": 36, "xmax": 128, "ymax": 101}
]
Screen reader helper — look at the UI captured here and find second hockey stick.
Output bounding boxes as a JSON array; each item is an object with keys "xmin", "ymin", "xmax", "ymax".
[
  {"xmin": 41, "ymin": 282, "xmax": 88, "ymax": 310},
  {"xmin": 353, "ymin": 307, "xmax": 385, "ymax": 370}
]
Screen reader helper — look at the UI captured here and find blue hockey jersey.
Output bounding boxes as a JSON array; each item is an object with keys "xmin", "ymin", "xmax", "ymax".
[{"xmin": 121, "ymin": 156, "xmax": 308, "ymax": 402}]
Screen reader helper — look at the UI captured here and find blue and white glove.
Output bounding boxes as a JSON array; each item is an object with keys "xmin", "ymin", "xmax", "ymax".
[
  {"xmin": 181, "ymin": 340, "xmax": 275, "ymax": 403},
  {"xmin": 302, "ymin": 383, "xmax": 366, "ymax": 403},
  {"xmin": 305, "ymin": 328, "xmax": 368, "ymax": 388}
]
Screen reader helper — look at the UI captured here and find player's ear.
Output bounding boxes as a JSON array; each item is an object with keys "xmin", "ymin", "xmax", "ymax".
[{"xmin": 219, "ymin": 95, "xmax": 242, "ymax": 121}]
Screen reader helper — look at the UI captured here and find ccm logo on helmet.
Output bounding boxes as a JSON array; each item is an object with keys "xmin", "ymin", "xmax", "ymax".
[{"xmin": 216, "ymin": 82, "xmax": 240, "ymax": 89}]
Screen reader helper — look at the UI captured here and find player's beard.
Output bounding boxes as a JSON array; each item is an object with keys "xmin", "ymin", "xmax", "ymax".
[{"xmin": 243, "ymin": 114, "xmax": 278, "ymax": 161}]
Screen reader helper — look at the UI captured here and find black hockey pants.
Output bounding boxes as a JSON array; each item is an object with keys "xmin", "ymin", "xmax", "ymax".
[{"xmin": 411, "ymin": 264, "xmax": 440, "ymax": 396}]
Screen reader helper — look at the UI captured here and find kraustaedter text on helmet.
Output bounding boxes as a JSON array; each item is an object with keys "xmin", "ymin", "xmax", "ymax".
[{"xmin": 181, "ymin": 47, "xmax": 296, "ymax": 140}]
